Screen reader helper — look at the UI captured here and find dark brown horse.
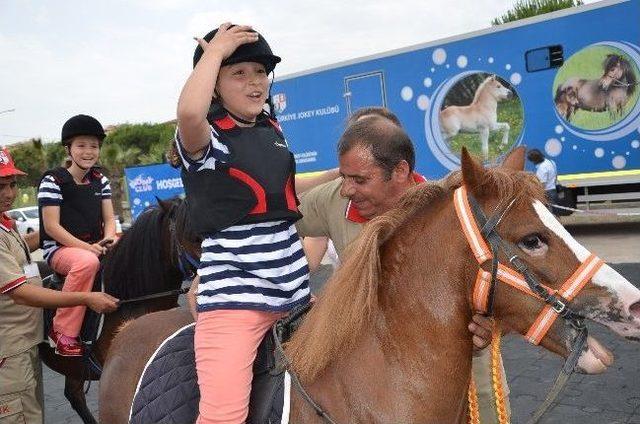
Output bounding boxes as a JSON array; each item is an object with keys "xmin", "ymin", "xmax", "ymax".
[
  {"xmin": 99, "ymin": 148, "xmax": 640, "ymax": 423},
  {"xmin": 40, "ymin": 197, "xmax": 199, "ymax": 424},
  {"xmin": 556, "ymin": 54, "xmax": 637, "ymax": 120}
]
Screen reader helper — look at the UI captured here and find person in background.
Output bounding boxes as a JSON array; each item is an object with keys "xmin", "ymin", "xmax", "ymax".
[{"xmin": 526, "ymin": 148, "xmax": 558, "ymax": 211}]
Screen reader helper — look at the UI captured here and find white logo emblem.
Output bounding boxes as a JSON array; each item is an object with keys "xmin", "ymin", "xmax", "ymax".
[
  {"xmin": 272, "ymin": 93, "xmax": 287, "ymax": 114},
  {"xmin": 0, "ymin": 150, "xmax": 10, "ymax": 165},
  {"xmin": 129, "ymin": 174, "xmax": 154, "ymax": 193}
]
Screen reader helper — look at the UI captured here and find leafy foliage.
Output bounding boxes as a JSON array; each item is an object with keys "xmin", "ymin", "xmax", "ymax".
[
  {"xmin": 491, "ymin": 0, "xmax": 583, "ymax": 26},
  {"xmin": 7, "ymin": 121, "xmax": 177, "ymax": 217}
]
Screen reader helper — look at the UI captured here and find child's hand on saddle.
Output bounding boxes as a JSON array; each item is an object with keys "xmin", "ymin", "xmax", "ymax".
[
  {"xmin": 196, "ymin": 23, "xmax": 259, "ymax": 62},
  {"xmin": 88, "ymin": 243, "xmax": 107, "ymax": 256},
  {"xmin": 85, "ymin": 292, "xmax": 119, "ymax": 313},
  {"xmin": 468, "ymin": 314, "xmax": 494, "ymax": 352},
  {"xmin": 99, "ymin": 237, "xmax": 116, "ymax": 251}
]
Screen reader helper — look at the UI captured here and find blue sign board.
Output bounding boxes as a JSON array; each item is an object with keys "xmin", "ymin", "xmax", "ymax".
[
  {"xmin": 124, "ymin": 163, "xmax": 184, "ymax": 219},
  {"xmin": 272, "ymin": 0, "xmax": 640, "ymax": 180}
]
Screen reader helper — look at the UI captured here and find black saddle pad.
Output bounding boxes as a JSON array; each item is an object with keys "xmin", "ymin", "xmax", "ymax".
[{"xmin": 129, "ymin": 324, "xmax": 286, "ymax": 424}]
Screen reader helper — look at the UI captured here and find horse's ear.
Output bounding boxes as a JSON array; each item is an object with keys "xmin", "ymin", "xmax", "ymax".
[
  {"xmin": 501, "ymin": 146, "xmax": 526, "ymax": 171},
  {"xmin": 461, "ymin": 147, "xmax": 486, "ymax": 192},
  {"xmin": 156, "ymin": 196, "xmax": 170, "ymax": 212}
]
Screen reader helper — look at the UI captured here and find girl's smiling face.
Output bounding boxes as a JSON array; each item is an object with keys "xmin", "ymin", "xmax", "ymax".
[
  {"xmin": 68, "ymin": 136, "xmax": 101, "ymax": 169},
  {"xmin": 216, "ymin": 61, "xmax": 269, "ymax": 123}
]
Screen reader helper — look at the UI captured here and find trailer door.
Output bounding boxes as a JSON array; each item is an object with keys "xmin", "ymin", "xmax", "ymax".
[{"xmin": 344, "ymin": 71, "xmax": 386, "ymax": 115}]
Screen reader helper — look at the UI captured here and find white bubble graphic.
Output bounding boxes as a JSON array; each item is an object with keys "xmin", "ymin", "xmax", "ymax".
[
  {"xmin": 457, "ymin": 55, "xmax": 468, "ymax": 68},
  {"xmin": 572, "ymin": 145, "xmax": 577, "ymax": 150},
  {"xmin": 561, "ymin": 137, "xmax": 566, "ymax": 141},
  {"xmin": 144, "ymin": 201, "xmax": 150, "ymax": 207},
  {"xmin": 446, "ymin": 64, "xmax": 450, "ymax": 68},
  {"xmin": 632, "ymin": 140, "xmax": 640, "ymax": 148},
  {"xmin": 431, "ymin": 67, "xmax": 435, "ymax": 73},
  {"xmin": 488, "ymin": 57, "xmax": 494, "ymax": 63},
  {"xmin": 545, "ymin": 138, "xmax": 562, "ymax": 156},
  {"xmin": 417, "ymin": 95, "xmax": 430, "ymax": 111},
  {"xmin": 595, "ymin": 148, "xmax": 605, "ymax": 158},
  {"xmin": 423, "ymin": 77, "xmax": 433, "ymax": 88},
  {"xmin": 433, "ymin": 48, "xmax": 447, "ymax": 65},
  {"xmin": 401, "ymin": 86, "xmax": 413, "ymax": 101},
  {"xmin": 612, "ymin": 155, "xmax": 626, "ymax": 169},
  {"xmin": 133, "ymin": 198, "xmax": 141, "ymax": 205},
  {"xmin": 505, "ymin": 64, "xmax": 512, "ymax": 70},
  {"xmin": 555, "ymin": 125, "xmax": 564, "ymax": 134},
  {"xmin": 510, "ymin": 73, "xmax": 522, "ymax": 85}
]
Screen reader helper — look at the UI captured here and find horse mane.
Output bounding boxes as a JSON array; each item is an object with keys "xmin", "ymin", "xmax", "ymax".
[
  {"xmin": 285, "ymin": 166, "xmax": 544, "ymax": 383},
  {"xmin": 472, "ymin": 76, "xmax": 493, "ymax": 103},
  {"xmin": 102, "ymin": 198, "xmax": 183, "ymax": 301}
]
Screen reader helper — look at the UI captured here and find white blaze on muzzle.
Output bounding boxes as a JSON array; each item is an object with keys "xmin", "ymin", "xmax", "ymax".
[{"xmin": 533, "ymin": 201, "xmax": 640, "ymax": 337}]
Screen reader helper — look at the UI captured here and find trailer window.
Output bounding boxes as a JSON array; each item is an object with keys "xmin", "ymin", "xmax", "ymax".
[{"xmin": 525, "ymin": 45, "xmax": 564, "ymax": 72}]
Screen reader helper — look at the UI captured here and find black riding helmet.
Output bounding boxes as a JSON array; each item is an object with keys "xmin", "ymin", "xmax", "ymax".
[
  {"xmin": 193, "ymin": 26, "xmax": 281, "ymax": 73},
  {"xmin": 61, "ymin": 114, "xmax": 106, "ymax": 147}
]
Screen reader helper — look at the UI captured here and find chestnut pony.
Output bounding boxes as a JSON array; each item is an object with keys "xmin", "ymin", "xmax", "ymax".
[{"xmin": 100, "ymin": 148, "xmax": 640, "ymax": 423}]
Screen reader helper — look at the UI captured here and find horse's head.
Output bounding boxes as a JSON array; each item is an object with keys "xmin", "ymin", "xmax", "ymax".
[
  {"xmin": 459, "ymin": 147, "xmax": 640, "ymax": 374},
  {"xmin": 481, "ymin": 75, "xmax": 511, "ymax": 101},
  {"xmin": 157, "ymin": 197, "xmax": 201, "ymax": 281},
  {"xmin": 602, "ymin": 54, "xmax": 625, "ymax": 86}
]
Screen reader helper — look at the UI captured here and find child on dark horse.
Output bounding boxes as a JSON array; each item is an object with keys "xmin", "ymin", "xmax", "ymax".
[
  {"xmin": 38, "ymin": 114, "xmax": 117, "ymax": 357},
  {"xmin": 177, "ymin": 23, "xmax": 311, "ymax": 423}
]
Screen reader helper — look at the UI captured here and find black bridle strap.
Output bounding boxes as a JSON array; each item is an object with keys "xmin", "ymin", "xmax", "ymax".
[
  {"xmin": 526, "ymin": 325, "xmax": 587, "ymax": 424},
  {"xmin": 116, "ymin": 286, "xmax": 189, "ymax": 305},
  {"xmin": 271, "ymin": 324, "xmax": 339, "ymax": 424}
]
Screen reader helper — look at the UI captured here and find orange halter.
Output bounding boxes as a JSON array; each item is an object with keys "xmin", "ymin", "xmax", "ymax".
[{"xmin": 453, "ymin": 185, "xmax": 604, "ymax": 344}]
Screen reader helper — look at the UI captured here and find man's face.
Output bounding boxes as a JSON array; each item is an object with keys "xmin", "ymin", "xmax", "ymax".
[
  {"xmin": 339, "ymin": 145, "xmax": 409, "ymax": 219},
  {"xmin": 0, "ymin": 176, "xmax": 18, "ymax": 213}
]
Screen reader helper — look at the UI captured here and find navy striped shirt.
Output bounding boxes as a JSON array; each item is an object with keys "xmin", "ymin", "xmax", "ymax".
[
  {"xmin": 176, "ymin": 126, "xmax": 310, "ymax": 312},
  {"xmin": 37, "ymin": 172, "xmax": 111, "ymax": 262}
]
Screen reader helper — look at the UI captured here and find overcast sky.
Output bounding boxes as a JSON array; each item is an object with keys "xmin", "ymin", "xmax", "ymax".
[{"xmin": 0, "ymin": 0, "xmax": 597, "ymax": 146}]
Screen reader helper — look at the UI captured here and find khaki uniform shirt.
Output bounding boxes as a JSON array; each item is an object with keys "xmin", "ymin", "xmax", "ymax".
[
  {"xmin": 0, "ymin": 219, "xmax": 43, "ymax": 359},
  {"xmin": 296, "ymin": 179, "xmax": 363, "ymax": 258}
]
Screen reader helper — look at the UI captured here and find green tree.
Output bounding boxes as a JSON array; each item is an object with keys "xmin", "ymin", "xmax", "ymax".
[
  {"xmin": 9, "ymin": 139, "xmax": 47, "ymax": 188},
  {"xmin": 99, "ymin": 122, "xmax": 176, "ymax": 218},
  {"xmin": 491, "ymin": 0, "xmax": 583, "ymax": 25}
]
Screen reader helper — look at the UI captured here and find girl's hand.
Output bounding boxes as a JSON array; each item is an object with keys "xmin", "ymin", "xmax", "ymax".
[
  {"xmin": 187, "ymin": 275, "xmax": 200, "ymax": 321},
  {"xmin": 195, "ymin": 23, "xmax": 259, "ymax": 62},
  {"xmin": 88, "ymin": 243, "xmax": 107, "ymax": 257}
]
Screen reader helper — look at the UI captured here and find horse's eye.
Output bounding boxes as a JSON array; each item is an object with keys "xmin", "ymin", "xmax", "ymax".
[{"xmin": 518, "ymin": 234, "xmax": 548, "ymax": 256}]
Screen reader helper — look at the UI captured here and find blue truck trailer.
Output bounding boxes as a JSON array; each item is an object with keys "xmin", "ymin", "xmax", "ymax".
[{"xmin": 272, "ymin": 0, "xmax": 640, "ymax": 206}]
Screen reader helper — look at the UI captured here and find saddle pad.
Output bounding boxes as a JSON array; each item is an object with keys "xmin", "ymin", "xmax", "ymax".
[
  {"xmin": 129, "ymin": 323, "xmax": 200, "ymax": 424},
  {"xmin": 129, "ymin": 323, "xmax": 291, "ymax": 424}
]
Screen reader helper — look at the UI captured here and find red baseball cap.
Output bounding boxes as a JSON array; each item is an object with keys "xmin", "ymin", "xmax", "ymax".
[{"xmin": 0, "ymin": 147, "xmax": 27, "ymax": 177}]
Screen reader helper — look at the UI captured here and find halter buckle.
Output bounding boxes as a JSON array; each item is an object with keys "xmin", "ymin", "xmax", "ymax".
[{"xmin": 552, "ymin": 298, "xmax": 566, "ymax": 315}]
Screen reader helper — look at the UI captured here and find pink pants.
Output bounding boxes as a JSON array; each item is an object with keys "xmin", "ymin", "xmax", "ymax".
[
  {"xmin": 194, "ymin": 309, "xmax": 283, "ymax": 424},
  {"xmin": 50, "ymin": 247, "xmax": 100, "ymax": 336}
]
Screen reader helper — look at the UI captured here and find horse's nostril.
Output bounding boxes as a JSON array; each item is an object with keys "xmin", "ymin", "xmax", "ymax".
[{"xmin": 630, "ymin": 301, "xmax": 640, "ymax": 320}]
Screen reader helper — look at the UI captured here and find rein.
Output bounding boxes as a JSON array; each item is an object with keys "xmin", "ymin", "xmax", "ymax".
[
  {"xmin": 453, "ymin": 185, "xmax": 603, "ymax": 423},
  {"xmin": 117, "ymin": 210, "xmax": 198, "ymax": 306}
]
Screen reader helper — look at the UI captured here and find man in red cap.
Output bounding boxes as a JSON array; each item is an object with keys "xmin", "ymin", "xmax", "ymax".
[{"xmin": 0, "ymin": 147, "xmax": 118, "ymax": 424}]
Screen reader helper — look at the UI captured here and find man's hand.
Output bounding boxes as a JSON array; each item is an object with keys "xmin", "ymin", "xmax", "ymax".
[
  {"xmin": 468, "ymin": 314, "xmax": 494, "ymax": 352},
  {"xmin": 85, "ymin": 292, "xmax": 119, "ymax": 313}
]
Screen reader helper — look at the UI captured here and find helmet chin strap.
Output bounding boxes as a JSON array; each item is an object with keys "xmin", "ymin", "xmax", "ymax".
[{"xmin": 66, "ymin": 147, "xmax": 92, "ymax": 174}]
